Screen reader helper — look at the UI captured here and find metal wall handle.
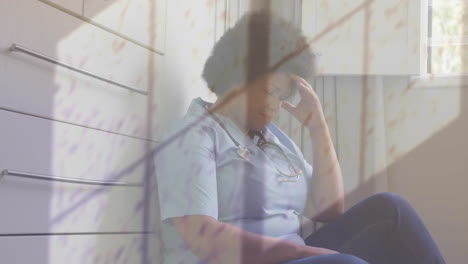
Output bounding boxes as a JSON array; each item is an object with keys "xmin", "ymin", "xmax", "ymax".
[
  {"xmin": 1, "ymin": 169, "xmax": 143, "ymax": 187},
  {"xmin": 9, "ymin": 44, "xmax": 147, "ymax": 95}
]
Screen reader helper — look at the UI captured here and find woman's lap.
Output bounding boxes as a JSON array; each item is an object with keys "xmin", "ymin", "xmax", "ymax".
[
  {"xmin": 289, "ymin": 192, "xmax": 445, "ymax": 264},
  {"xmin": 284, "ymin": 253, "xmax": 368, "ymax": 264}
]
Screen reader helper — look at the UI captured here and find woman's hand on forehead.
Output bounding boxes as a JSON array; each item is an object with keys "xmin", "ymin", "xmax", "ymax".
[{"xmin": 281, "ymin": 74, "xmax": 324, "ymax": 129}]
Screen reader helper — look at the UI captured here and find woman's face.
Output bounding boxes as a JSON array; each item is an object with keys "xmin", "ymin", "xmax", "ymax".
[{"xmin": 242, "ymin": 72, "xmax": 293, "ymax": 131}]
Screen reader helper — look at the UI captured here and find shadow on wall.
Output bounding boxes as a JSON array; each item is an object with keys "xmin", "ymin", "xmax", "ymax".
[
  {"xmin": 320, "ymin": 2, "xmax": 468, "ymax": 263},
  {"xmin": 344, "ymin": 75, "xmax": 468, "ymax": 263}
]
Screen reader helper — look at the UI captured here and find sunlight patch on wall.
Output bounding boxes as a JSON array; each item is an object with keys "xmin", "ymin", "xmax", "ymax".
[{"xmin": 385, "ymin": 76, "xmax": 462, "ymax": 165}]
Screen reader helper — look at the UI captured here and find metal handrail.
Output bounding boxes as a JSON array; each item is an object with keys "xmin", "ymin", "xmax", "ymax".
[
  {"xmin": 0, "ymin": 169, "xmax": 143, "ymax": 187},
  {"xmin": 9, "ymin": 43, "xmax": 147, "ymax": 95}
]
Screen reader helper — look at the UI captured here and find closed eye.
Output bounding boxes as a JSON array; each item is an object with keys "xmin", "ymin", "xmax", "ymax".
[
  {"xmin": 272, "ymin": 85, "xmax": 291, "ymax": 101},
  {"xmin": 264, "ymin": 87, "xmax": 275, "ymax": 96},
  {"xmin": 265, "ymin": 83, "xmax": 291, "ymax": 101}
]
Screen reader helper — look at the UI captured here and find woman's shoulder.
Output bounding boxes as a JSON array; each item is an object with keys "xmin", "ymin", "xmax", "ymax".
[{"xmin": 159, "ymin": 109, "xmax": 219, "ymax": 151}]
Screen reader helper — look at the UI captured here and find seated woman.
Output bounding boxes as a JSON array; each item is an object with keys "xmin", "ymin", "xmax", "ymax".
[{"xmin": 154, "ymin": 10, "xmax": 446, "ymax": 264}]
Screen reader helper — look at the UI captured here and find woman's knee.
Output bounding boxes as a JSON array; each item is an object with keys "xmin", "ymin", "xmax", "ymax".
[
  {"xmin": 354, "ymin": 192, "xmax": 414, "ymax": 223},
  {"xmin": 287, "ymin": 254, "xmax": 368, "ymax": 264},
  {"xmin": 328, "ymin": 254, "xmax": 369, "ymax": 264},
  {"xmin": 371, "ymin": 192, "xmax": 410, "ymax": 211}
]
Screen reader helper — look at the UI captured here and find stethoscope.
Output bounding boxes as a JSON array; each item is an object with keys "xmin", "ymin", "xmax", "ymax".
[{"xmin": 202, "ymin": 103, "xmax": 303, "ymax": 182}]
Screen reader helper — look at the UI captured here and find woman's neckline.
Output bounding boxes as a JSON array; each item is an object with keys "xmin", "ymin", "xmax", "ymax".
[{"xmin": 201, "ymin": 100, "xmax": 260, "ymax": 141}]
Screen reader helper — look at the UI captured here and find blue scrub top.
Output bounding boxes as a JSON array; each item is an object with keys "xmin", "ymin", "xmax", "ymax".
[{"xmin": 154, "ymin": 97, "xmax": 313, "ymax": 264}]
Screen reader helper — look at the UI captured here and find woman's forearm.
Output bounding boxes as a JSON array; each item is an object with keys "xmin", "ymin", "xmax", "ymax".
[
  {"xmin": 173, "ymin": 215, "xmax": 329, "ymax": 264},
  {"xmin": 307, "ymin": 116, "xmax": 344, "ymax": 222},
  {"xmin": 281, "ymin": 75, "xmax": 344, "ymax": 222}
]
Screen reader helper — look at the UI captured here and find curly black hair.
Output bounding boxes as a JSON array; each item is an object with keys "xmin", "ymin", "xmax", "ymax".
[{"xmin": 202, "ymin": 9, "xmax": 317, "ymax": 97}]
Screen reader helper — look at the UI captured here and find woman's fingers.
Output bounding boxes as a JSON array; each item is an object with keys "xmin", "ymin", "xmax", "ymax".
[
  {"xmin": 291, "ymin": 75, "xmax": 308, "ymax": 95},
  {"xmin": 296, "ymin": 80, "xmax": 310, "ymax": 98},
  {"xmin": 290, "ymin": 74, "xmax": 315, "ymax": 98},
  {"xmin": 291, "ymin": 74, "xmax": 312, "ymax": 89},
  {"xmin": 282, "ymin": 95, "xmax": 319, "ymax": 126},
  {"xmin": 281, "ymin": 101, "xmax": 296, "ymax": 114}
]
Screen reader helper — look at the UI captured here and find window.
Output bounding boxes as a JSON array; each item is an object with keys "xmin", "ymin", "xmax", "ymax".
[{"xmin": 428, "ymin": 0, "xmax": 468, "ymax": 74}]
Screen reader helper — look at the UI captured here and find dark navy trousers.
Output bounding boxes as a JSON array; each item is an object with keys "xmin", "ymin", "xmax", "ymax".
[{"xmin": 285, "ymin": 192, "xmax": 446, "ymax": 264}]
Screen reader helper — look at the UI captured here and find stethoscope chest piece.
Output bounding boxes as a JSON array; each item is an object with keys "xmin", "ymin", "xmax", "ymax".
[{"xmin": 236, "ymin": 146, "xmax": 251, "ymax": 161}]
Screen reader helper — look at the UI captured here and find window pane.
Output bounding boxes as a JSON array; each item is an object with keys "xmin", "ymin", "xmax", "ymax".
[
  {"xmin": 430, "ymin": 0, "xmax": 468, "ymax": 73},
  {"xmin": 432, "ymin": 0, "xmax": 468, "ymax": 39},
  {"xmin": 430, "ymin": 44, "xmax": 468, "ymax": 74}
]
